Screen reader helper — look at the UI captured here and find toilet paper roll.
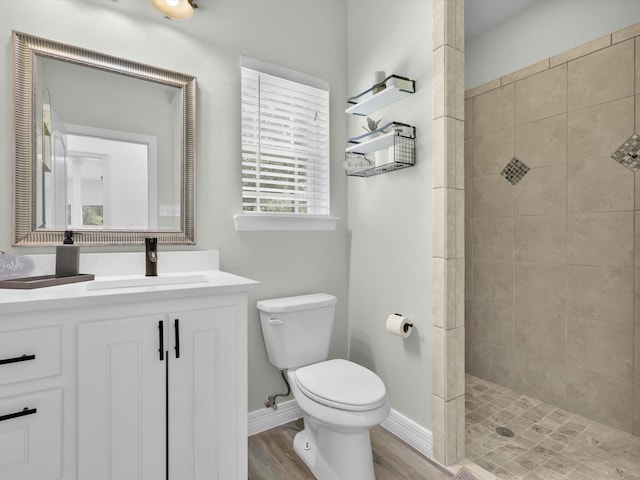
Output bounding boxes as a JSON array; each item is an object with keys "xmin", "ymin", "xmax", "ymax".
[{"xmin": 386, "ymin": 314, "xmax": 413, "ymax": 338}]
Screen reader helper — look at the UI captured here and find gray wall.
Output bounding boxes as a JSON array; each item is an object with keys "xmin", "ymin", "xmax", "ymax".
[
  {"xmin": 347, "ymin": 0, "xmax": 433, "ymax": 428},
  {"xmin": 466, "ymin": 0, "xmax": 640, "ymax": 89},
  {"xmin": 2, "ymin": 0, "xmax": 349, "ymax": 413}
]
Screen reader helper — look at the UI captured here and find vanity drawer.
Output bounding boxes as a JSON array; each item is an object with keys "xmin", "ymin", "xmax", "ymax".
[
  {"xmin": 0, "ymin": 388, "xmax": 62, "ymax": 479},
  {"xmin": 0, "ymin": 326, "xmax": 61, "ymax": 386}
]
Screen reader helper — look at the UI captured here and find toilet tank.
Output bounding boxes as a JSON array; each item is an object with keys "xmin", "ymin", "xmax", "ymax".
[{"xmin": 257, "ymin": 293, "xmax": 337, "ymax": 370}]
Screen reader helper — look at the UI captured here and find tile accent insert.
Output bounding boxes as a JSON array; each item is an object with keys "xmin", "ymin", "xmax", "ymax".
[
  {"xmin": 611, "ymin": 133, "xmax": 640, "ymax": 172},
  {"xmin": 500, "ymin": 157, "xmax": 529, "ymax": 185}
]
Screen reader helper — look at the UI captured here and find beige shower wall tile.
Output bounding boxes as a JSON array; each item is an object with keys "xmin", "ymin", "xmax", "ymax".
[
  {"xmin": 515, "ymin": 65, "xmax": 567, "ymax": 125},
  {"xmin": 474, "ymin": 175, "xmax": 514, "ymax": 217},
  {"xmin": 637, "ymin": 213, "xmax": 640, "ymax": 268},
  {"xmin": 465, "ymin": 98, "xmax": 474, "ymax": 139},
  {"xmin": 465, "ymin": 260, "xmax": 472, "ymax": 300},
  {"xmin": 515, "ymin": 114, "xmax": 567, "ymax": 168},
  {"xmin": 515, "ymin": 262, "xmax": 566, "ymax": 312},
  {"xmin": 465, "ymin": 215, "xmax": 472, "ymax": 262},
  {"xmin": 635, "ymin": 328, "xmax": 640, "ymax": 434},
  {"xmin": 433, "ymin": 326, "xmax": 465, "ymax": 400},
  {"xmin": 433, "ymin": 46, "xmax": 463, "ymax": 120},
  {"xmin": 637, "ymin": 39, "xmax": 640, "ymax": 94},
  {"xmin": 513, "ymin": 354, "xmax": 567, "ymax": 408},
  {"xmin": 566, "ymin": 367, "xmax": 633, "ymax": 432},
  {"xmin": 568, "ymin": 39, "xmax": 635, "ymax": 111},
  {"xmin": 550, "ymin": 34, "xmax": 611, "ymax": 67},
  {"xmin": 433, "ymin": 117, "xmax": 464, "ymax": 189},
  {"xmin": 567, "ymin": 157, "xmax": 634, "ymax": 213},
  {"xmin": 612, "ymin": 22, "xmax": 640, "ymax": 44},
  {"xmin": 473, "ymin": 217, "xmax": 515, "ymax": 261},
  {"xmin": 635, "ymin": 270, "xmax": 640, "ymax": 325},
  {"xmin": 433, "ymin": 188, "xmax": 463, "ymax": 260},
  {"xmin": 472, "ymin": 260, "xmax": 514, "ymax": 305},
  {"xmin": 432, "ymin": 0, "xmax": 463, "ymax": 50},
  {"xmin": 568, "ymin": 96, "xmax": 634, "ymax": 163},
  {"xmin": 468, "ymin": 300, "xmax": 514, "ymax": 349},
  {"xmin": 473, "ymin": 128, "xmax": 514, "ymax": 176},
  {"xmin": 566, "ymin": 265, "xmax": 633, "ymax": 326},
  {"xmin": 474, "ymin": 83, "xmax": 514, "ymax": 136},
  {"xmin": 567, "ymin": 316, "xmax": 633, "ymax": 381},
  {"xmin": 466, "ymin": 338, "xmax": 514, "ymax": 389},
  {"xmin": 465, "ymin": 138, "xmax": 473, "ymax": 217},
  {"xmin": 566, "ymin": 212, "xmax": 634, "ymax": 268},
  {"xmin": 433, "ymin": 258, "xmax": 464, "ymax": 329},
  {"xmin": 515, "ymin": 165, "xmax": 566, "ymax": 216},
  {"xmin": 465, "ymin": 78, "xmax": 500, "ymax": 100},
  {"xmin": 515, "ymin": 305, "xmax": 566, "ymax": 362},
  {"xmin": 636, "ymin": 323, "xmax": 640, "ymax": 385},
  {"xmin": 637, "ymin": 146, "xmax": 640, "ymax": 210},
  {"xmin": 501, "ymin": 59, "xmax": 550, "ymax": 86},
  {"xmin": 634, "ymin": 384, "xmax": 640, "ymax": 437},
  {"xmin": 515, "ymin": 215, "xmax": 566, "ymax": 264}
]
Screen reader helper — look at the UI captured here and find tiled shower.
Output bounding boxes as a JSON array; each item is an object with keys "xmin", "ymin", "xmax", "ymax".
[{"xmin": 464, "ymin": 27, "xmax": 640, "ymax": 443}]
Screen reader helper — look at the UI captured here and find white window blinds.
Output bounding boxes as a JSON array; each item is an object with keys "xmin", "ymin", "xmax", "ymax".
[{"xmin": 241, "ymin": 59, "xmax": 330, "ymax": 216}]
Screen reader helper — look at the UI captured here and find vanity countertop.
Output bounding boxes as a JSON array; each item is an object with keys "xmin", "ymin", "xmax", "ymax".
[{"xmin": 0, "ymin": 251, "xmax": 260, "ymax": 315}]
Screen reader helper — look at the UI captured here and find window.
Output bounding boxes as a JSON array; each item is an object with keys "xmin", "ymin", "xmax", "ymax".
[{"xmin": 236, "ymin": 57, "xmax": 337, "ymax": 231}]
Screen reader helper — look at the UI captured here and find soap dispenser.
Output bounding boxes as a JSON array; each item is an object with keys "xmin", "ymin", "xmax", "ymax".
[
  {"xmin": 55, "ymin": 230, "xmax": 80, "ymax": 277},
  {"xmin": 145, "ymin": 237, "xmax": 158, "ymax": 277}
]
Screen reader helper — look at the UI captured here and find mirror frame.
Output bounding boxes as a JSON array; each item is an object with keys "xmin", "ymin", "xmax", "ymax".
[{"xmin": 12, "ymin": 31, "xmax": 196, "ymax": 246}]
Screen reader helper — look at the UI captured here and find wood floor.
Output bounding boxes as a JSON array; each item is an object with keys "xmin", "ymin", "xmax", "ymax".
[{"xmin": 248, "ymin": 419, "xmax": 453, "ymax": 480}]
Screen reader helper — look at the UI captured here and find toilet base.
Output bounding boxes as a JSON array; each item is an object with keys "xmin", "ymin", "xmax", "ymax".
[{"xmin": 293, "ymin": 422, "xmax": 375, "ymax": 480}]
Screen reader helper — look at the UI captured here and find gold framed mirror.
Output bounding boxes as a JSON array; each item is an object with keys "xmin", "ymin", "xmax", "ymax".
[{"xmin": 12, "ymin": 31, "xmax": 196, "ymax": 246}]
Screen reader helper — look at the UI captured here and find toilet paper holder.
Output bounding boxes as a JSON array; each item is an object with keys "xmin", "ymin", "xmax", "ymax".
[{"xmin": 386, "ymin": 313, "xmax": 414, "ymax": 337}]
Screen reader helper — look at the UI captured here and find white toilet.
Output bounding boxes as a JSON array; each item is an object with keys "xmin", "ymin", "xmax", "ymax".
[{"xmin": 257, "ymin": 293, "xmax": 390, "ymax": 480}]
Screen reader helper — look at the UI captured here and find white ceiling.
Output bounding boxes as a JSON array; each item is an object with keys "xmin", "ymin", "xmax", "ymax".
[{"xmin": 464, "ymin": 0, "xmax": 541, "ymax": 40}]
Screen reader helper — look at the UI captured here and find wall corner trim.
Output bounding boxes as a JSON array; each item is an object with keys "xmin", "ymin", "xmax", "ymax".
[{"xmin": 381, "ymin": 408, "xmax": 434, "ymax": 459}]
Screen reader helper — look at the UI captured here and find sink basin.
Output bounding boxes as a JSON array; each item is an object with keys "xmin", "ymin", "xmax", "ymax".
[{"xmin": 86, "ymin": 274, "xmax": 210, "ymax": 291}]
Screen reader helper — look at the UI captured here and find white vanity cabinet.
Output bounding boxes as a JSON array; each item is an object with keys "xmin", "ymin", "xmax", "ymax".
[
  {"xmin": 77, "ymin": 294, "xmax": 248, "ymax": 480},
  {"xmin": 0, "ymin": 256, "xmax": 258, "ymax": 480}
]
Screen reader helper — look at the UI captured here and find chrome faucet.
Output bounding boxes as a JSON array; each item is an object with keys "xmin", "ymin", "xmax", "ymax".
[{"xmin": 145, "ymin": 237, "xmax": 158, "ymax": 277}]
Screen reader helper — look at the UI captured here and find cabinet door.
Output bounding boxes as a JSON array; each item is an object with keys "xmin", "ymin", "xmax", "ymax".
[
  {"xmin": 77, "ymin": 315, "xmax": 166, "ymax": 480},
  {"xmin": 168, "ymin": 305, "xmax": 239, "ymax": 480},
  {"xmin": 0, "ymin": 388, "xmax": 62, "ymax": 480}
]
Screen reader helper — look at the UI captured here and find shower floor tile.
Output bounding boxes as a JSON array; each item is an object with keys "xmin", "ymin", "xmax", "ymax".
[{"xmin": 465, "ymin": 374, "xmax": 640, "ymax": 480}]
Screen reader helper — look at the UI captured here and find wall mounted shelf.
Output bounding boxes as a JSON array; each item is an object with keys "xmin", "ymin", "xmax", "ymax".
[
  {"xmin": 345, "ymin": 75, "xmax": 416, "ymax": 177},
  {"xmin": 345, "ymin": 75, "xmax": 415, "ymax": 116},
  {"xmin": 344, "ymin": 123, "xmax": 416, "ymax": 177}
]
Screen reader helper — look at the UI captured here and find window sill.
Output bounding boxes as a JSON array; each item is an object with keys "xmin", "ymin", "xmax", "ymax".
[{"xmin": 233, "ymin": 214, "xmax": 339, "ymax": 232}]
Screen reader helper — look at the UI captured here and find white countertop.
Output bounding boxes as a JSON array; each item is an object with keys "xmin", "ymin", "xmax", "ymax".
[{"xmin": 0, "ymin": 251, "xmax": 260, "ymax": 314}]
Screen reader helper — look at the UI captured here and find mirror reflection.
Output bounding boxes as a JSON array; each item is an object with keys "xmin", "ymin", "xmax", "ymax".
[{"xmin": 14, "ymin": 31, "xmax": 196, "ymax": 246}]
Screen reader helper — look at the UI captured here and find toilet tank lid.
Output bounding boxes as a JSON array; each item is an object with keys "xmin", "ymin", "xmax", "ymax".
[{"xmin": 257, "ymin": 293, "xmax": 337, "ymax": 313}]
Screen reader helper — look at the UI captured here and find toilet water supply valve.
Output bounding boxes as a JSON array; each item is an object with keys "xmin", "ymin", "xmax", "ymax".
[{"xmin": 265, "ymin": 369, "xmax": 291, "ymax": 410}]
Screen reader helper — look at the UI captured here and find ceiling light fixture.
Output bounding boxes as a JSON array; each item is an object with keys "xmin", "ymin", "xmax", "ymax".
[{"xmin": 151, "ymin": 0, "xmax": 198, "ymax": 20}]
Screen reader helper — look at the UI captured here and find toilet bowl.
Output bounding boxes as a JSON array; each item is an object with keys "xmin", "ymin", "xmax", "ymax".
[
  {"xmin": 287, "ymin": 360, "xmax": 390, "ymax": 480},
  {"xmin": 256, "ymin": 294, "xmax": 390, "ymax": 480}
]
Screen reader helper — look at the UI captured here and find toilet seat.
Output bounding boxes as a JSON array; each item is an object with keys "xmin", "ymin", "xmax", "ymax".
[{"xmin": 294, "ymin": 359, "xmax": 387, "ymax": 411}]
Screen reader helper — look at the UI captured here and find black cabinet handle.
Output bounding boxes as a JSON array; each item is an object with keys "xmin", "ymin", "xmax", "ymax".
[
  {"xmin": 0, "ymin": 407, "xmax": 37, "ymax": 422},
  {"xmin": 158, "ymin": 320, "xmax": 164, "ymax": 361},
  {"xmin": 174, "ymin": 319, "xmax": 180, "ymax": 359},
  {"xmin": 0, "ymin": 354, "xmax": 36, "ymax": 366}
]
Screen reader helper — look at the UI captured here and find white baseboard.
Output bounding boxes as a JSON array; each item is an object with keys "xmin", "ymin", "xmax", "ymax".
[
  {"xmin": 248, "ymin": 399, "xmax": 433, "ymax": 460},
  {"xmin": 381, "ymin": 408, "xmax": 433, "ymax": 458},
  {"xmin": 248, "ymin": 399, "xmax": 303, "ymax": 436}
]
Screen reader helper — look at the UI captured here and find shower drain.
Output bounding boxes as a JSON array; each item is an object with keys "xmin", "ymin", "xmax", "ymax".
[{"xmin": 495, "ymin": 426, "xmax": 515, "ymax": 438}]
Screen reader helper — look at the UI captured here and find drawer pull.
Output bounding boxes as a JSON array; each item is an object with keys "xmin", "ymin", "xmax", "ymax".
[
  {"xmin": 0, "ymin": 354, "xmax": 36, "ymax": 366},
  {"xmin": 0, "ymin": 407, "xmax": 37, "ymax": 422}
]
